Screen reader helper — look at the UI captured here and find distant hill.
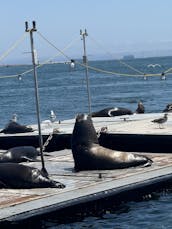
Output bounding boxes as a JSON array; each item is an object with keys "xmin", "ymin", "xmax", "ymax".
[{"xmin": 122, "ymin": 55, "xmax": 135, "ymax": 60}]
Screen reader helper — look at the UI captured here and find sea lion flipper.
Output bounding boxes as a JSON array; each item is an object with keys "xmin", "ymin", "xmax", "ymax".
[
  {"xmin": 140, "ymin": 158, "xmax": 153, "ymax": 167},
  {"xmin": 51, "ymin": 180, "xmax": 66, "ymax": 188}
]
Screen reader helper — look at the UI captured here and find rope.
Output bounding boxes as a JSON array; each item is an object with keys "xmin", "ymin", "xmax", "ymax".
[
  {"xmin": 164, "ymin": 67, "xmax": 172, "ymax": 74},
  {"xmin": 37, "ymin": 31, "xmax": 79, "ymax": 61},
  {"xmin": 36, "ymin": 31, "xmax": 172, "ymax": 77},
  {"xmin": 42, "ymin": 132, "xmax": 54, "ymax": 152},
  {"xmin": 0, "ymin": 57, "xmax": 169, "ymax": 80},
  {"xmin": 0, "ymin": 32, "xmax": 27, "ymax": 63},
  {"xmin": 42, "ymin": 127, "xmax": 60, "ymax": 152},
  {"xmin": 88, "ymin": 34, "xmax": 144, "ymax": 75},
  {"xmin": 0, "ymin": 68, "xmax": 34, "ymax": 79},
  {"xmin": 0, "ymin": 32, "xmax": 80, "ymax": 79},
  {"xmin": 87, "ymin": 34, "xmax": 172, "ymax": 76},
  {"xmin": 76, "ymin": 61, "xmax": 164, "ymax": 77},
  {"xmin": 0, "ymin": 30, "xmax": 172, "ymax": 79},
  {"xmin": 1, "ymin": 31, "xmax": 79, "ymax": 77}
]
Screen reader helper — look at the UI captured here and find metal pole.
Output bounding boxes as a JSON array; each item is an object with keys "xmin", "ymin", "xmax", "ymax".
[
  {"xmin": 80, "ymin": 29, "xmax": 92, "ymax": 114},
  {"xmin": 25, "ymin": 21, "xmax": 48, "ymax": 176}
]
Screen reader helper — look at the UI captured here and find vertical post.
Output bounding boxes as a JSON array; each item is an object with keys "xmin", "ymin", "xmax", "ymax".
[
  {"xmin": 80, "ymin": 29, "xmax": 92, "ymax": 114},
  {"xmin": 25, "ymin": 21, "xmax": 48, "ymax": 176}
]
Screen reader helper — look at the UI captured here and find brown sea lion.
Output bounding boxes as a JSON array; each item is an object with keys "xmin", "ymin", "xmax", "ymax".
[
  {"xmin": 0, "ymin": 163, "xmax": 65, "ymax": 189},
  {"xmin": 91, "ymin": 107, "xmax": 133, "ymax": 117},
  {"xmin": 0, "ymin": 146, "xmax": 39, "ymax": 163},
  {"xmin": 71, "ymin": 114, "xmax": 152, "ymax": 171}
]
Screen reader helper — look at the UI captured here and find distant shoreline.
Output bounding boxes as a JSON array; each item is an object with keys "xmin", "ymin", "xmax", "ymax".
[{"xmin": 1, "ymin": 55, "xmax": 172, "ymax": 67}]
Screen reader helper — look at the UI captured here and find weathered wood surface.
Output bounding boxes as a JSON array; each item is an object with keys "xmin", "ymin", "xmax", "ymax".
[{"xmin": 0, "ymin": 149, "xmax": 172, "ymax": 222}]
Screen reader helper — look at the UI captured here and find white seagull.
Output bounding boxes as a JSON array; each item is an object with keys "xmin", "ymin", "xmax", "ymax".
[
  {"xmin": 50, "ymin": 110, "xmax": 56, "ymax": 123},
  {"xmin": 147, "ymin": 64, "xmax": 161, "ymax": 68}
]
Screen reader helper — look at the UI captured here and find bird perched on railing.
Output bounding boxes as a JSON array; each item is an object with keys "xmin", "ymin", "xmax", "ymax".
[{"xmin": 151, "ymin": 113, "xmax": 168, "ymax": 129}]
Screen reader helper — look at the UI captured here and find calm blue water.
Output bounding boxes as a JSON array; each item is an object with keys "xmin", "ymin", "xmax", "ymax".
[
  {"xmin": 0, "ymin": 56, "xmax": 172, "ymax": 129},
  {"xmin": 1, "ymin": 56, "xmax": 172, "ymax": 228},
  {"xmin": 41, "ymin": 191, "xmax": 172, "ymax": 229}
]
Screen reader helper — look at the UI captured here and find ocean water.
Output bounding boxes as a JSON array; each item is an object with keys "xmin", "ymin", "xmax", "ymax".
[
  {"xmin": 41, "ymin": 191, "xmax": 172, "ymax": 229},
  {"xmin": 1, "ymin": 56, "xmax": 172, "ymax": 228},
  {"xmin": 0, "ymin": 56, "xmax": 172, "ymax": 129}
]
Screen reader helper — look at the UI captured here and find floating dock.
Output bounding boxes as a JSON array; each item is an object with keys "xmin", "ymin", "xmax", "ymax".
[
  {"xmin": 0, "ymin": 113, "xmax": 172, "ymax": 152},
  {"xmin": 0, "ymin": 149, "xmax": 172, "ymax": 224}
]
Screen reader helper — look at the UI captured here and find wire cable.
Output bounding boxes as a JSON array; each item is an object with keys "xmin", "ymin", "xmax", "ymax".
[{"xmin": 0, "ymin": 32, "xmax": 27, "ymax": 63}]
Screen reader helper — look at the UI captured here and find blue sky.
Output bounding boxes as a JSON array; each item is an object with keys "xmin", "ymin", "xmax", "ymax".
[{"xmin": 1, "ymin": 0, "xmax": 172, "ymax": 63}]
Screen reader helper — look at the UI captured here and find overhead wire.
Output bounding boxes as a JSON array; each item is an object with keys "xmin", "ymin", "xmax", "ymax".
[
  {"xmin": 87, "ymin": 33, "xmax": 172, "ymax": 77},
  {"xmin": 0, "ymin": 32, "xmax": 27, "ymax": 63},
  {"xmin": 36, "ymin": 32, "xmax": 149, "ymax": 77},
  {"xmin": 88, "ymin": 34, "xmax": 145, "ymax": 75},
  {"xmin": 0, "ymin": 30, "xmax": 172, "ymax": 79},
  {"xmin": 0, "ymin": 31, "xmax": 80, "ymax": 79},
  {"xmin": 76, "ymin": 59, "xmax": 171, "ymax": 77},
  {"xmin": 37, "ymin": 31, "xmax": 79, "ymax": 61}
]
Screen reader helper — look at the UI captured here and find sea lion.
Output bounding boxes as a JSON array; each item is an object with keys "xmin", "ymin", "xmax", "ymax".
[
  {"xmin": 0, "ymin": 146, "xmax": 39, "ymax": 163},
  {"xmin": 71, "ymin": 114, "xmax": 152, "ymax": 171},
  {"xmin": 91, "ymin": 107, "xmax": 133, "ymax": 117},
  {"xmin": 0, "ymin": 163, "xmax": 65, "ymax": 189},
  {"xmin": 0, "ymin": 120, "xmax": 33, "ymax": 134},
  {"xmin": 163, "ymin": 103, "xmax": 172, "ymax": 112},
  {"xmin": 135, "ymin": 101, "xmax": 145, "ymax": 114}
]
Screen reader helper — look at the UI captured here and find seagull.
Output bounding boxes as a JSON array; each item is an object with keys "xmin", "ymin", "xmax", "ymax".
[
  {"xmin": 135, "ymin": 101, "xmax": 145, "ymax": 114},
  {"xmin": 163, "ymin": 103, "xmax": 172, "ymax": 112},
  {"xmin": 151, "ymin": 113, "xmax": 168, "ymax": 129},
  {"xmin": 50, "ymin": 110, "xmax": 56, "ymax": 123},
  {"xmin": 11, "ymin": 114, "xmax": 18, "ymax": 122},
  {"xmin": 147, "ymin": 64, "xmax": 161, "ymax": 68}
]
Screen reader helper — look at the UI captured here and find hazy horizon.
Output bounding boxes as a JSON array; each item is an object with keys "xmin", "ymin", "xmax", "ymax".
[{"xmin": 1, "ymin": 1, "xmax": 172, "ymax": 65}]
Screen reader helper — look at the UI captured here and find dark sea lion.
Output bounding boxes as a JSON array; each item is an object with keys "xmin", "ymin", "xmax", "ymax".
[
  {"xmin": 135, "ymin": 101, "xmax": 145, "ymax": 114},
  {"xmin": 163, "ymin": 103, "xmax": 172, "ymax": 112},
  {"xmin": 91, "ymin": 107, "xmax": 133, "ymax": 117},
  {"xmin": 0, "ymin": 146, "xmax": 39, "ymax": 163},
  {"xmin": 0, "ymin": 163, "xmax": 65, "ymax": 189},
  {"xmin": 71, "ymin": 114, "xmax": 152, "ymax": 171},
  {"xmin": 0, "ymin": 121, "xmax": 33, "ymax": 134}
]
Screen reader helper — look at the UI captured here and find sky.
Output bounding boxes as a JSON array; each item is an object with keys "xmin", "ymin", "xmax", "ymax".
[{"xmin": 1, "ymin": 0, "xmax": 172, "ymax": 63}]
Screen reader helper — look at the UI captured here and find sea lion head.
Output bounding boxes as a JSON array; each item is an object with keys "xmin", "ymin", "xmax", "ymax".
[{"xmin": 72, "ymin": 114, "xmax": 98, "ymax": 148}]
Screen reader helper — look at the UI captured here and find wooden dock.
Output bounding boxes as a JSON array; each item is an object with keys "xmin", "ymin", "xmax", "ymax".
[
  {"xmin": 0, "ymin": 149, "xmax": 172, "ymax": 224},
  {"xmin": 55, "ymin": 112, "xmax": 172, "ymax": 135},
  {"xmin": 0, "ymin": 112, "xmax": 172, "ymax": 152}
]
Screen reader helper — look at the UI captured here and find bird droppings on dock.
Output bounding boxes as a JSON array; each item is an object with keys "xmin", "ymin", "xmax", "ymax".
[{"xmin": 0, "ymin": 149, "xmax": 172, "ymax": 223}]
